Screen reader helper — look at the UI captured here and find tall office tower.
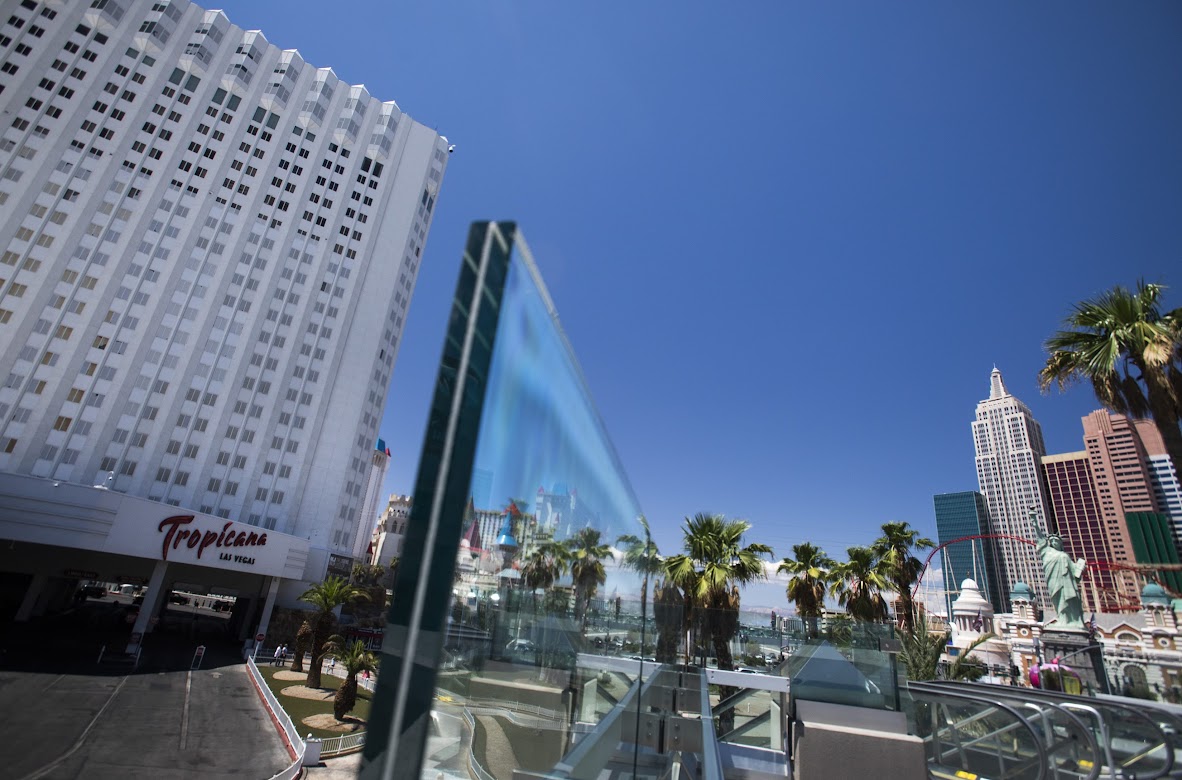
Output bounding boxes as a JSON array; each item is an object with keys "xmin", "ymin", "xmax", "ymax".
[
  {"xmin": 972, "ymin": 368, "xmax": 1053, "ymax": 610},
  {"xmin": 1125, "ymin": 511, "xmax": 1182, "ymax": 593},
  {"xmin": 0, "ymin": 1, "xmax": 447, "ymax": 562},
  {"xmin": 1082, "ymin": 411, "xmax": 1162, "ymax": 580},
  {"xmin": 1040, "ymin": 452, "xmax": 1129, "ymax": 612},
  {"xmin": 933, "ymin": 491, "xmax": 1007, "ymax": 618},
  {"xmin": 1134, "ymin": 419, "xmax": 1182, "ymax": 554}
]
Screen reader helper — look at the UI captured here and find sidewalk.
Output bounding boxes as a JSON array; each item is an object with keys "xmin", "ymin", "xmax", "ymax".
[{"xmin": 304, "ymin": 751, "xmax": 363, "ymax": 779}]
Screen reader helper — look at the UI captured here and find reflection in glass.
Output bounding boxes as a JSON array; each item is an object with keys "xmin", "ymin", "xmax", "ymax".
[{"xmin": 363, "ymin": 223, "xmax": 654, "ymax": 779}]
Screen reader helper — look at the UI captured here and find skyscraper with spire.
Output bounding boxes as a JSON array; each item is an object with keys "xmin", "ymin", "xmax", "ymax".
[{"xmin": 972, "ymin": 368, "xmax": 1053, "ymax": 611}]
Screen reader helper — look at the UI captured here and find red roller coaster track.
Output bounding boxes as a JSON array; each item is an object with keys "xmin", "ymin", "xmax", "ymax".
[
  {"xmin": 911, "ymin": 533, "xmax": 1033, "ymax": 601},
  {"xmin": 911, "ymin": 533, "xmax": 1182, "ymax": 603}
]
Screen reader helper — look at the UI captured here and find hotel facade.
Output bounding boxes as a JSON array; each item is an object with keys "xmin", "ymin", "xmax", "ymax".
[{"xmin": 0, "ymin": 0, "xmax": 446, "ymax": 645}]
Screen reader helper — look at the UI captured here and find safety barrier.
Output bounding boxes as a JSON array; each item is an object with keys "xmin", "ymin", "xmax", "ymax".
[
  {"xmin": 320, "ymin": 730, "xmax": 366, "ymax": 758},
  {"xmin": 463, "ymin": 708, "xmax": 498, "ymax": 780},
  {"xmin": 245, "ymin": 657, "xmax": 308, "ymax": 776}
]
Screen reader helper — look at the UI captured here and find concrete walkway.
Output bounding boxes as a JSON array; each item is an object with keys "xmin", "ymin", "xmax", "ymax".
[
  {"xmin": 1, "ymin": 665, "xmax": 289, "ymax": 779},
  {"xmin": 304, "ymin": 751, "xmax": 363, "ymax": 779}
]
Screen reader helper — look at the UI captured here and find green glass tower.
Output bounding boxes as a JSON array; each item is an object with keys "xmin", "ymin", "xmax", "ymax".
[
  {"xmin": 933, "ymin": 491, "xmax": 1008, "ymax": 617},
  {"xmin": 1125, "ymin": 512, "xmax": 1182, "ymax": 593}
]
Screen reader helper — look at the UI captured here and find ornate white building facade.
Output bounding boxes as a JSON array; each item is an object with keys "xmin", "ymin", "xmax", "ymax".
[{"xmin": 950, "ymin": 577, "xmax": 1182, "ymax": 700}]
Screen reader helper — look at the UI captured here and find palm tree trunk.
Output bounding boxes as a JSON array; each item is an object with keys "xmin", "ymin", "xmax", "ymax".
[
  {"xmin": 307, "ymin": 614, "xmax": 334, "ymax": 688},
  {"xmin": 292, "ymin": 621, "xmax": 312, "ymax": 673},
  {"xmin": 334, "ymin": 675, "xmax": 358, "ymax": 720},
  {"xmin": 897, "ymin": 591, "xmax": 915, "ymax": 634},
  {"xmin": 711, "ymin": 629, "xmax": 737, "ymax": 735},
  {"xmin": 1142, "ymin": 366, "xmax": 1182, "ymax": 482}
]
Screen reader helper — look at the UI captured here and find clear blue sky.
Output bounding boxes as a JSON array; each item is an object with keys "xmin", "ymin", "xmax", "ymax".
[{"xmin": 216, "ymin": 2, "xmax": 1182, "ymax": 607}]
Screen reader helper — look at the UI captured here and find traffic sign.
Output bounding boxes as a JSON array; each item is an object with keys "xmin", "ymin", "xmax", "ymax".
[{"xmin": 256, "ymin": 633, "xmax": 265, "ymax": 642}]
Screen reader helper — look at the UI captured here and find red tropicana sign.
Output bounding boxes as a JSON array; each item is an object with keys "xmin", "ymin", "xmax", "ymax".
[{"xmin": 158, "ymin": 515, "xmax": 268, "ymax": 562}]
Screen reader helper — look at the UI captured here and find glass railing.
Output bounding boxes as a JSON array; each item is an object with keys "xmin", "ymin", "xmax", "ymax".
[
  {"xmin": 785, "ymin": 621, "xmax": 903, "ymax": 712},
  {"xmin": 362, "ymin": 223, "xmax": 655, "ymax": 780}
]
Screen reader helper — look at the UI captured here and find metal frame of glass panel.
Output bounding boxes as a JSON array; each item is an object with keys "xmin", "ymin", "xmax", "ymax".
[{"xmin": 362, "ymin": 222, "xmax": 655, "ymax": 780}]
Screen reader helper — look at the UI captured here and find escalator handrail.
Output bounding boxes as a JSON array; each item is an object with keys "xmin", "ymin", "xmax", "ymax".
[
  {"xmin": 908, "ymin": 682, "xmax": 1050, "ymax": 780},
  {"xmin": 929, "ymin": 681, "xmax": 1174, "ymax": 780}
]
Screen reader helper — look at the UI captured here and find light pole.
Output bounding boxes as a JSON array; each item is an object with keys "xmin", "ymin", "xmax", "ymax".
[
  {"xmin": 1048, "ymin": 644, "xmax": 1112, "ymax": 695},
  {"xmin": 489, "ymin": 592, "xmax": 501, "ymax": 658},
  {"xmin": 1032, "ymin": 637, "xmax": 1043, "ymax": 688}
]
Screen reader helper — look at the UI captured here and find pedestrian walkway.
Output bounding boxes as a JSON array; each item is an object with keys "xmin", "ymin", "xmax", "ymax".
[{"xmin": 304, "ymin": 750, "xmax": 363, "ymax": 779}]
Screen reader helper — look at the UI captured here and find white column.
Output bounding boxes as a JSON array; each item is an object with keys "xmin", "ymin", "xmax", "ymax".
[
  {"xmin": 14, "ymin": 573, "xmax": 48, "ymax": 622},
  {"xmin": 254, "ymin": 576, "xmax": 281, "ymax": 642},
  {"xmin": 126, "ymin": 560, "xmax": 168, "ymax": 653}
]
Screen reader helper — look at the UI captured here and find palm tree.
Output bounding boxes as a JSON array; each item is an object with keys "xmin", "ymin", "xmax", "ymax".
[
  {"xmin": 324, "ymin": 635, "xmax": 378, "ymax": 720},
  {"xmin": 777, "ymin": 542, "xmax": 834, "ymax": 639},
  {"xmin": 346, "ymin": 563, "xmax": 390, "ymax": 627},
  {"xmin": 291, "ymin": 619, "xmax": 313, "ymax": 673},
  {"xmin": 664, "ymin": 513, "xmax": 771, "ymax": 736},
  {"xmin": 300, "ymin": 576, "xmax": 368, "ymax": 689},
  {"xmin": 947, "ymin": 634, "xmax": 994, "ymax": 682},
  {"xmin": 898, "ymin": 614, "xmax": 945, "ymax": 682},
  {"xmin": 873, "ymin": 521, "xmax": 934, "ymax": 632},
  {"xmin": 618, "ymin": 521, "xmax": 662, "ymax": 629},
  {"xmin": 663, "ymin": 513, "xmax": 772, "ymax": 671},
  {"xmin": 521, "ymin": 540, "xmax": 569, "ymax": 610},
  {"xmin": 565, "ymin": 528, "xmax": 611, "ymax": 631},
  {"xmin": 830, "ymin": 546, "xmax": 890, "ymax": 622},
  {"xmin": 898, "ymin": 614, "xmax": 994, "ymax": 682},
  {"xmin": 651, "ymin": 578, "xmax": 685, "ymax": 663},
  {"xmin": 1040, "ymin": 280, "xmax": 1182, "ymax": 479}
]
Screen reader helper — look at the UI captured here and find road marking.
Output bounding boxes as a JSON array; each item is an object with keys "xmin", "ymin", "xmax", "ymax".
[
  {"xmin": 180, "ymin": 670, "xmax": 193, "ymax": 751},
  {"xmin": 19, "ymin": 675, "xmax": 129, "ymax": 780},
  {"xmin": 41, "ymin": 674, "xmax": 64, "ymax": 692}
]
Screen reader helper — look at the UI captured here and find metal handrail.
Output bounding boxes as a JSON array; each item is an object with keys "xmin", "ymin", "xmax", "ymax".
[
  {"xmin": 933, "ymin": 681, "xmax": 1175, "ymax": 780},
  {"xmin": 914, "ymin": 682, "xmax": 1100, "ymax": 780},
  {"xmin": 465, "ymin": 696, "xmax": 565, "ymax": 719},
  {"xmin": 320, "ymin": 731, "xmax": 366, "ymax": 757},
  {"xmin": 462, "ymin": 708, "xmax": 498, "ymax": 780},
  {"xmin": 908, "ymin": 683, "xmax": 1049, "ymax": 780},
  {"xmin": 699, "ymin": 669, "xmax": 726, "ymax": 780}
]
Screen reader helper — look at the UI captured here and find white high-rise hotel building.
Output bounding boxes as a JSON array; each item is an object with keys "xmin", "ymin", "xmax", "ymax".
[
  {"xmin": 0, "ymin": 0, "xmax": 445, "ymax": 580},
  {"xmin": 973, "ymin": 368, "xmax": 1053, "ymax": 611}
]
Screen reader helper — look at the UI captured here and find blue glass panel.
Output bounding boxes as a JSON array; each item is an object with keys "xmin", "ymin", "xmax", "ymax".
[{"xmin": 363, "ymin": 223, "xmax": 654, "ymax": 780}]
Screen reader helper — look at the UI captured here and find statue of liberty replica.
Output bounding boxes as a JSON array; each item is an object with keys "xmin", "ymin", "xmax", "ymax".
[
  {"xmin": 1028, "ymin": 509, "xmax": 1109, "ymax": 693},
  {"xmin": 1030, "ymin": 509, "xmax": 1087, "ymax": 629}
]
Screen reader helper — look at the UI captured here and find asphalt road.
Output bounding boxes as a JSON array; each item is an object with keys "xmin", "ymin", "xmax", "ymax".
[{"xmin": 0, "ymin": 665, "xmax": 290, "ymax": 780}]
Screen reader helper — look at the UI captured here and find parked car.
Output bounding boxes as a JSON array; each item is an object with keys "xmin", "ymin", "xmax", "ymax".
[
  {"xmin": 504, "ymin": 639, "xmax": 536, "ymax": 653},
  {"xmin": 81, "ymin": 585, "xmax": 105, "ymax": 599},
  {"xmin": 168, "ymin": 593, "xmax": 189, "ymax": 605}
]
